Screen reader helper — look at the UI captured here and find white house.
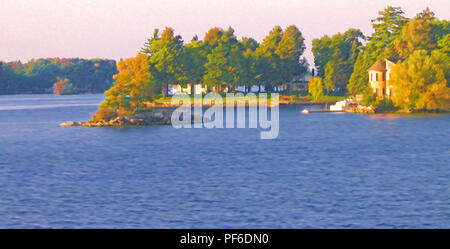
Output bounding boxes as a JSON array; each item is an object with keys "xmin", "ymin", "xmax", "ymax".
[{"xmin": 169, "ymin": 84, "xmax": 208, "ymax": 95}]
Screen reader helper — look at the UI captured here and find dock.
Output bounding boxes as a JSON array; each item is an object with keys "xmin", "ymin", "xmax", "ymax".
[
  {"xmin": 301, "ymin": 99, "xmax": 355, "ymax": 114},
  {"xmin": 301, "ymin": 109, "xmax": 344, "ymax": 114}
]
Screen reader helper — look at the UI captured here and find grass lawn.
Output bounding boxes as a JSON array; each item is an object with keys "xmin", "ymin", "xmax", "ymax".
[
  {"xmin": 304, "ymin": 95, "xmax": 347, "ymax": 102},
  {"xmin": 150, "ymin": 93, "xmax": 347, "ymax": 104},
  {"xmin": 152, "ymin": 93, "xmax": 280, "ymax": 103}
]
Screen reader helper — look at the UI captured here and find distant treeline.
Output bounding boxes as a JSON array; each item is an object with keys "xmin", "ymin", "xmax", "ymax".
[{"xmin": 0, "ymin": 58, "xmax": 117, "ymax": 94}]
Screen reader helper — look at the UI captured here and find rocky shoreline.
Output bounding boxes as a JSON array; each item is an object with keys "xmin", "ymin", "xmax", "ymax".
[
  {"xmin": 60, "ymin": 110, "xmax": 173, "ymax": 127},
  {"xmin": 344, "ymin": 105, "xmax": 376, "ymax": 114},
  {"xmin": 60, "ymin": 99, "xmax": 379, "ymax": 128},
  {"xmin": 344, "ymin": 106, "xmax": 449, "ymax": 114},
  {"xmin": 59, "ymin": 99, "xmax": 343, "ymax": 128}
]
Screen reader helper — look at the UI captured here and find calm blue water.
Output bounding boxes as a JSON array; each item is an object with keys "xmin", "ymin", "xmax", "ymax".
[{"xmin": 0, "ymin": 94, "xmax": 449, "ymax": 228}]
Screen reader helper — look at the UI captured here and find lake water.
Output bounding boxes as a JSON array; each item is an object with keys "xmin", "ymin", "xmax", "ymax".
[{"xmin": 0, "ymin": 94, "xmax": 449, "ymax": 228}]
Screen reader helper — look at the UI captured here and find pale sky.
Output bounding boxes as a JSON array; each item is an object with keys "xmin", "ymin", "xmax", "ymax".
[{"xmin": 1, "ymin": 0, "xmax": 449, "ymax": 66}]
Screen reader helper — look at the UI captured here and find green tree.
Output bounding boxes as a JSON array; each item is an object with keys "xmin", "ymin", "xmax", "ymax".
[
  {"xmin": 437, "ymin": 33, "xmax": 450, "ymax": 54},
  {"xmin": 370, "ymin": 6, "xmax": 408, "ymax": 57},
  {"xmin": 203, "ymin": 27, "xmax": 224, "ymax": 47},
  {"xmin": 308, "ymin": 77, "xmax": 324, "ymax": 100},
  {"xmin": 141, "ymin": 29, "xmax": 160, "ymax": 55},
  {"xmin": 312, "ymin": 35, "xmax": 332, "ymax": 77},
  {"xmin": 254, "ymin": 26, "xmax": 283, "ymax": 91},
  {"xmin": 347, "ymin": 50, "xmax": 373, "ymax": 95},
  {"xmin": 203, "ymin": 40, "xmax": 229, "ymax": 92},
  {"xmin": 390, "ymin": 50, "xmax": 449, "ymax": 111},
  {"xmin": 203, "ymin": 27, "xmax": 242, "ymax": 92},
  {"xmin": 178, "ymin": 38, "xmax": 207, "ymax": 94},
  {"xmin": 276, "ymin": 25, "xmax": 308, "ymax": 89},
  {"xmin": 348, "ymin": 6, "xmax": 407, "ymax": 95},
  {"xmin": 259, "ymin": 26, "xmax": 283, "ymax": 56},
  {"xmin": 276, "ymin": 25, "xmax": 306, "ymax": 60},
  {"xmin": 239, "ymin": 37, "xmax": 259, "ymax": 92},
  {"xmin": 323, "ymin": 61, "xmax": 337, "ymax": 92},
  {"xmin": 432, "ymin": 48, "xmax": 450, "ymax": 85},
  {"xmin": 148, "ymin": 27, "xmax": 184, "ymax": 98},
  {"xmin": 312, "ymin": 29, "xmax": 364, "ymax": 93}
]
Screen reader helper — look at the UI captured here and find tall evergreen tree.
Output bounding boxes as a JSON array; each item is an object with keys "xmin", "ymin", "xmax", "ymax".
[
  {"xmin": 148, "ymin": 27, "xmax": 184, "ymax": 98},
  {"xmin": 312, "ymin": 28, "xmax": 364, "ymax": 93},
  {"xmin": 178, "ymin": 39, "xmax": 206, "ymax": 94},
  {"xmin": 370, "ymin": 6, "xmax": 408, "ymax": 57},
  {"xmin": 348, "ymin": 6, "xmax": 408, "ymax": 95}
]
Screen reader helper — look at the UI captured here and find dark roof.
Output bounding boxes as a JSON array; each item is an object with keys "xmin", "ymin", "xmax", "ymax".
[
  {"xmin": 368, "ymin": 60, "xmax": 386, "ymax": 72},
  {"xmin": 386, "ymin": 58, "xmax": 400, "ymax": 63}
]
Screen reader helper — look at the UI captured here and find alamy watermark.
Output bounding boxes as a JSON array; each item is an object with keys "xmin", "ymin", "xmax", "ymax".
[{"xmin": 171, "ymin": 93, "xmax": 279, "ymax": 139}]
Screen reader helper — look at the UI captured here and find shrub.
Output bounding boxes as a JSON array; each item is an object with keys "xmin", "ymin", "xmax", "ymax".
[
  {"xmin": 374, "ymin": 98, "xmax": 397, "ymax": 112},
  {"xmin": 308, "ymin": 77, "xmax": 324, "ymax": 100},
  {"xmin": 361, "ymin": 90, "xmax": 377, "ymax": 107},
  {"xmin": 92, "ymin": 108, "xmax": 117, "ymax": 122}
]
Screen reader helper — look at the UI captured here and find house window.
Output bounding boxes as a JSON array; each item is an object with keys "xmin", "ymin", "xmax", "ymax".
[
  {"xmin": 382, "ymin": 73, "xmax": 385, "ymax": 81},
  {"xmin": 376, "ymin": 73, "xmax": 378, "ymax": 81}
]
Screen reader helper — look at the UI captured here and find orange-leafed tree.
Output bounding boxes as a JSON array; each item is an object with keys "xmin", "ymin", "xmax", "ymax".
[
  {"xmin": 53, "ymin": 78, "xmax": 77, "ymax": 95},
  {"xmin": 99, "ymin": 53, "xmax": 154, "ymax": 113}
]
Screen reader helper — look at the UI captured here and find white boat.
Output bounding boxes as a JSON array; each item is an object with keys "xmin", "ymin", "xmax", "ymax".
[
  {"xmin": 330, "ymin": 100, "xmax": 347, "ymax": 111},
  {"xmin": 301, "ymin": 109, "xmax": 309, "ymax": 114}
]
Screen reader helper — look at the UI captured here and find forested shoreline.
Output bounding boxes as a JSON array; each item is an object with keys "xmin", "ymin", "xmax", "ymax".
[
  {"xmin": 99, "ymin": 6, "xmax": 448, "ymax": 115},
  {"xmin": 98, "ymin": 25, "xmax": 309, "ymax": 113},
  {"xmin": 0, "ymin": 58, "xmax": 117, "ymax": 95},
  {"xmin": 312, "ymin": 7, "xmax": 449, "ymax": 111}
]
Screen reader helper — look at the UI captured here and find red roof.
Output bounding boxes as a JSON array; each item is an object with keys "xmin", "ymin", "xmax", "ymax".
[{"xmin": 368, "ymin": 60, "xmax": 386, "ymax": 72}]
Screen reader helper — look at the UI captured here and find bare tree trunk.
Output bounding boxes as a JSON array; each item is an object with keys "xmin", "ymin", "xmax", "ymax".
[{"xmin": 162, "ymin": 83, "xmax": 167, "ymax": 99}]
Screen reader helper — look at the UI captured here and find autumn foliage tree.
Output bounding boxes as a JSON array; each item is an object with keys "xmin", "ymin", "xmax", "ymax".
[
  {"xmin": 100, "ymin": 53, "xmax": 154, "ymax": 113},
  {"xmin": 394, "ymin": 17, "xmax": 436, "ymax": 59},
  {"xmin": 53, "ymin": 78, "xmax": 77, "ymax": 95}
]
